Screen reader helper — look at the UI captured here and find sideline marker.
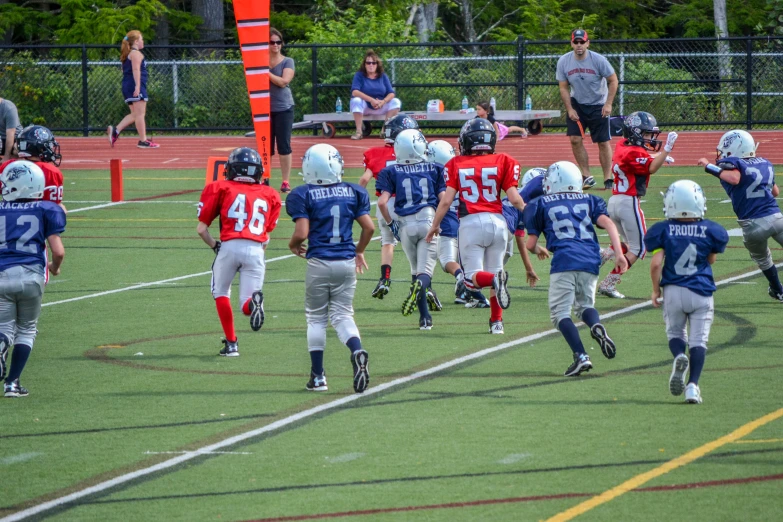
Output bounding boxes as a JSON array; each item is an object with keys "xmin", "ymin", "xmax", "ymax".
[
  {"xmin": 110, "ymin": 159, "xmax": 123, "ymax": 202},
  {"xmin": 205, "ymin": 156, "xmax": 229, "ymax": 186}
]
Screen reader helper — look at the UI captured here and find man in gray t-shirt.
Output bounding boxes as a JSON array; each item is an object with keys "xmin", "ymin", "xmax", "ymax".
[
  {"xmin": 556, "ymin": 30, "xmax": 618, "ymax": 189},
  {"xmin": 0, "ymin": 98, "xmax": 24, "ymax": 163}
]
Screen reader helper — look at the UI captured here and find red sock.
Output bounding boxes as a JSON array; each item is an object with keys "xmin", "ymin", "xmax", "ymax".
[
  {"xmin": 241, "ymin": 298, "xmax": 252, "ymax": 316},
  {"xmin": 474, "ymin": 271, "xmax": 495, "ymax": 288},
  {"xmin": 215, "ymin": 296, "xmax": 236, "ymax": 342},
  {"xmin": 490, "ymin": 295, "xmax": 502, "ymax": 322}
]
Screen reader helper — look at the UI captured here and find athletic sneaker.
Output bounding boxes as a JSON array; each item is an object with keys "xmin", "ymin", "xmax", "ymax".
[
  {"xmin": 219, "ymin": 339, "xmax": 239, "ymax": 357},
  {"xmin": 419, "ymin": 317, "xmax": 433, "ymax": 331},
  {"xmin": 582, "ymin": 176, "xmax": 596, "ymax": 190},
  {"xmin": 465, "ymin": 296, "xmax": 490, "ymax": 308},
  {"xmin": 371, "ymin": 277, "xmax": 390, "ymax": 299},
  {"xmin": 489, "ymin": 320, "xmax": 504, "ymax": 335},
  {"xmin": 564, "ymin": 353, "xmax": 592, "ymax": 377},
  {"xmin": 454, "ymin": 290, "xmax": 469, "ymax": 305},
  {"xmin": 603, "ymin": 179, "xmax": 613, "ymax": 190},
  {"xmin": 426, "ymin": 288, "xmax": 443, "ymax": 311},
  {"xmin": 768, "ymin": 286, "xmax": 783, "ymax": 302},
  {"xmin": 137, "ymin": 139, "xmax": 160, "ymax": 149},
  {"xmin": 669, "ymin": 353, "xmax": 689, "ymax": 396},
  {"xmin": 107, "ymin": 125, "xmax": 119, "ymax": 147},
  {"xmin": 685, "ymin": 382, "xmax": 702, "ymax": 404},
  {"xmin": 350, "ymin": 350, "xmax": 369, "ymax": 393},
  {"xmin": 589, "ymin": 323, "xmax": 616, "ymax": 359},
  {"xmin": 598, "ymin": 274, "xmax": 625, "ymax": 299},
  {"xmin": 306, "ymin": 371, "xmax": 328, "ymax": 391},
  {"xmin": 280, "ymin": 181, "xmax": 292, "ymax": 193},
  {"xmin": 493, "ymin": 269, "xmax": 511, "ymax": 309},
  {"xmin": 0, "ymin": 333, "xmax": 9, "ymax": 381},
  {"xmin": 4, "ymin": 379, "xmax": 28, "ymax": 398},
  {"xmin": 249, "ymin": 290, "xmax": 264, "ymax": 332},
  {"xmin": 402, "ymin": 280, "xmax": 422, "ymax": 316}
]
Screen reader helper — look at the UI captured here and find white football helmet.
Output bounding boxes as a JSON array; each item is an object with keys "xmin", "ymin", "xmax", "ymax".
[
  {"xmin": 521, "ymin": 167, "xmax": 546, "ymax": 188},
  {"xmin": 544, "ymin": 161, "xmax": 583, "ymax": 194},
  {"xmin": 0, "ymin": 160, "xmax": 45, "ymax": 201},
  {"xmin": 426, "ymin": 140, "xmax": 456, "ymax": 165},
  {"xmin": 394, "ymin": 129, "xmax": 428, "ymax": 165},
  {"xmin": 664, "ymin": 180, "xmax": 706, "ymax": 219},
  {"xmin": 716, "ymin": 129, "xmax": 757, "ymax": 160},
  {"xmin": 301, "ymin": 144, "xmax": 344, "ymax": 185}
]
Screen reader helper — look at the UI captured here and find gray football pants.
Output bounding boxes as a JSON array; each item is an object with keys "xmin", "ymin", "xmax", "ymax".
[
  {"xmin": 399, "ymin": 207, "xmax": 438, "ymax": 276},
  {"xmin": 663, "ymin": 285, "xmax": 714, "ymax": 348},
  {"xmin": 739, "ymin": 212, "xmax": 783, "ymax": 271},
  {"xmin": 0, "ymin": 266, "xmax": 45, "ymax": 348},
  {"xmin": 305, "ymin": 258, "xmax": 360, "ymax": 352}
]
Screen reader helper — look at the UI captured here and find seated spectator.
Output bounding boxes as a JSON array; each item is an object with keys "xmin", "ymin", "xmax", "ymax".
[
  {"xmin": 350, "ymin": 50, "xmax": 401, "ymax": 140},
  {"xmin": 476, "ymin": 101, "xmax": 528, "ymax": 140}
]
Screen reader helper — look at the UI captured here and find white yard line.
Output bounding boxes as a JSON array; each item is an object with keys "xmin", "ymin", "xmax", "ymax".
[{"xmin": 5, "ymin": 262, "xmax": 779, "ymax": 522}]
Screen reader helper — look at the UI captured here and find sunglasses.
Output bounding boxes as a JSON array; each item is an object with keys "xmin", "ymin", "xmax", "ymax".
[
  {"xmin": 270, "ymin": 40, "xmax": 283, "ymax": 45},
  {"xmin": 365, "ymin": 61, "xmax": 378, "ymax": 65},
  {"xmin": 572, "ymin": 40, "xmax": 586, "ymax": 45}
]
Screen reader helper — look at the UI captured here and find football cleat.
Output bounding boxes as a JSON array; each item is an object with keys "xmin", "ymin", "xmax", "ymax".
[
  {"xmin": 371, "ymin": 278, "xmax": 391, "ymax": 299},
  {"xmin": 599, "ymin": 247, "xmax": 615, "ymax": 268},
  {"xmin": 489, "ymin": 320, "xmax": 504, "ymax": 334},
  {"xmin": 249, "ymin": 291, "xmax": 265, "ymax": 332},
  {"xmin": 603, "ymin": 179, "xmax": 613, "ymax": 190},
  {"xmin": 219, "ymin": 338, "xmax": 239, "ymax": 357},
  {"xmin": 598, "ymin": 287, "xmax": 625, "ymax": 299},
  {"xmin": 465, "ymin": 296, "xmax": 490, "ymax": 308},
  {"xmin": 768, "ymin": 286, "xmax": 783, "ymax": 302},
  {"xmin": 493, "ymin": 269, "xmax": 511, "ymax": 309},
  {"xmin": 685, "ymin": 382, "xmax": 702, "ymax": 404},
  {"xmin": 402, "ymin": 280, "xmax": 422, "ymax": 316},
  {"xmin": 669, "ymin": 353, "xmax": 689, "ymax": 396},
  {"xmin": 582, "ymin": 176, "xmax": 596, "ymax": 190},
  {"xmin": 4, "ymin": 379, "xmax": 29, "ymax": 398},
  {"xmin": 419, "ymin": 317, "xmax": 433, "ymax": 330},
  {"xmin": 351, "ymin": 350, "xmax": 369, "ymax": 393},
  {"xmin": 564, "ymin": 353, "xmax": 593, "ymax": 377},
  {"xmin": 0, "ymin": 332, "xmax": 9, "ymax": 381},
  {"xmin": 589, "ymin": 323, "xmax": 616, "ymax": 359},
  {"xmin": 454, "ymin": 290, "xmax": 469, "ymax": 305},
  {"xmin": 426, "ymin": 288, "xmax": 443, "ymax": 311},
  {"xmin": 306, "ymin": 371, "xmax": 328, "ymax": 392}
]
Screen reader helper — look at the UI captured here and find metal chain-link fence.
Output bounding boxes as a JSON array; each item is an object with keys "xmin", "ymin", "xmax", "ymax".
[{"xmin": 1, "ymin": 37, "xmax": 782, "ymax": 135}]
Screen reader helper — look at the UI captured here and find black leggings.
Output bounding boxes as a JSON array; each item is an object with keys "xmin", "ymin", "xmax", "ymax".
[{"xmin": 270, "ymin": 108, "xmax": 294, "ymax": 155}]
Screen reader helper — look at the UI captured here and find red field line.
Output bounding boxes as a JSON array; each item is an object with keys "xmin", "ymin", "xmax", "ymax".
[{"xmin": 58, "ymin": 131, "xmax": 783, "ymax": 171}]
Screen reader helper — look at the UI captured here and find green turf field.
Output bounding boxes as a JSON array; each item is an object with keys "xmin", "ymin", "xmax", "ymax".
[{"xmin": 1, "ymin": 166, "xmax": 782, "ymax": 521}]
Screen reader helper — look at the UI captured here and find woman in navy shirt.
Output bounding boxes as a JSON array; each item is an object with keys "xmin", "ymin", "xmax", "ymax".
[
  {"xmin": 107, "ymin": 30, "xmax": 159, "ymax": 149},
  {"xmin": 349, "ymin": 50, "xmax": 401, "ymax": 140}
]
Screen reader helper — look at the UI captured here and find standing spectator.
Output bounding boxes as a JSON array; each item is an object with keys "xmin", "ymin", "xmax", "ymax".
[
  {"xmin": 556, "ymin": 29, "xmax": 618, "ymax": 190},
  {"xmin": 269, "ymin": 28, "xmax": 296, "ymax": 193},
  {"xmin": 475, "ymin": 101, "xmax": 528, "ymax": 139},
  {"xmin": 107, "ymin": 30, "xmax": 159, "ymax": 149},
  {"xmin": 0, "ymin": 98, "xmax": 24, "ymax": 163},
  {"xmin": 349, "ymin": 50, "xmax": 401, "ymax": 140}
]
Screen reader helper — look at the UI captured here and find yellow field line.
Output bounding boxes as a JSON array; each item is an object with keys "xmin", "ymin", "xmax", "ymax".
[
  {"xmin": 732, "ymin": 438, "xmax": 783, "ymax": 444},
  {"xmin": 546, "ymin": 407, "xmax": 783, "ymax": 522}
]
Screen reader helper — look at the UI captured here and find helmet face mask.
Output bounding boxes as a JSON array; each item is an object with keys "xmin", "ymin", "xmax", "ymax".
[
  {"xmin": 622, "ymin": 111, "xmax": 662, "ymax": 152},
  {"xmin": 716, "ymin": 129, "xmax": 757, "ymax": 160},
  {"xmin": 664, "ymin": 180, "xmax": 706, "ymax": 219},
  {"xmin": 544, "ymin": 161, "xmax": 583, "ymax": 194},
  {"xmin": 301, "ymin": 143, "xmax": 344, "ymax": 185},
  {"xmin": 381, "ymin": 114, "xmax": 419, "ymax": 144},
  {"xmin": 394, "ymin": 129, "xmax": 428, "ymax": 164},
  {"xmin": 0, "ymin": 160, "xmax": 45, "ymax": 201},
  {"xmin": 225, "ymin": 147, "xmax": 264, "ymax": 183},
  {"xmin": 458, "ymin": 118, "xmax": 496, "ymax": 155},
  {"xmin": 16, "ymin": 125, "xmax": 62, "ymax": 167},
  {"xmin": 426, "ymin": 140, "xmax": 456, "ymax": 165}
]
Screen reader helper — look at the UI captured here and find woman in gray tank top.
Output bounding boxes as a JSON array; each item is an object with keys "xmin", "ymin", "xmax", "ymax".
[{"xmin": 269, "ymin": 28, "xmax": 296, "ymax": 193}]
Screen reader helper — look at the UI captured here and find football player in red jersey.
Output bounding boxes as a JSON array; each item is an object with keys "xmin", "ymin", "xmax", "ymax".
[
  {"xmin": 0, "ymin": 125, "xmax": 65, "ymax": 211},
  {"xmin": 196, "ymin": 147, "xmax": 282, "ymax": 356},
  {"xmin": 425, "ymin": 118, "xmax": 525, "ymax": 334},
  {"xmin": 598, "ymin": 111, "xmax": 678, "ymax": 298},
  {"xmin": 358, "ymin": 114, "xmax": 419, "ymax": 300}
]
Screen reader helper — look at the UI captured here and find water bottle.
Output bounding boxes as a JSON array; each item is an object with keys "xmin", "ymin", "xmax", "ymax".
[
  {"xmin": 525, "ymin": 94, "xmax": 532, "ymax": 111},
  {"xmin": 461, "ymin": 96, "xmax": 469, "ymax": 111},
  {"xmin": 490, "ymin": 97, "xmax": 496, "ymax": 111},
  {"xmin": 336, "ymin": 97, "xmax": 343, "ymax": 114}
]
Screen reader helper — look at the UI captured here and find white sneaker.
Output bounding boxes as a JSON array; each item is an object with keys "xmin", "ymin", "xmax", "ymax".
[
  {"xmin": 685, "ymin": 383, "xmax": 702, "ymax": 404},
  {"xmin": 669, "ymin": 354, "xmax": 689, "ymax": 396},
  {"xmin": 598, "ymin": 287, "xmax": 625, "ymax": 299},
  {"xmin": 489, "ymin": 320, "xmax": 504, "ymax": 334}
]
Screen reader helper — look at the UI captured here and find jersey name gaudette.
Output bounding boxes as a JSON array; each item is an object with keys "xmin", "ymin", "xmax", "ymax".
[{"xmin": 308, "ymin": 185, "xmax": 356, "ymax": 200}]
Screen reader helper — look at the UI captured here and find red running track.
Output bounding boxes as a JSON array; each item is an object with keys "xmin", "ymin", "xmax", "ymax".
[{"xmin": 58, "ymin": 131, "xmax": 783, "ymax": 171}]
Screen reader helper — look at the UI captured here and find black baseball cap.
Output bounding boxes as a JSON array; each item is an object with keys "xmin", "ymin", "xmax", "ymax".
[{"xmin": 571, "ymin": 29, "xmax": 588, "ymax": 42}]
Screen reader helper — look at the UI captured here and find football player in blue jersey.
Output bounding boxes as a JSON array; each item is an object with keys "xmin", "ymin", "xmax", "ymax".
[
  {"xmin": 524, "ymin": 161, "xmax": 627, "ymax": 376},
  {"xmin": 286, "ymin": 144, "xmax": 374, "ymax": 393},
  {"xmin": 0, "ymin": 161, "xmax": 66, "ymax": 397},
  {"xmin": 698, "ymin": 130, "xmax": 783, "ymax": 302},
  {"xmin": 645, "ymin": 180, "xmax": 729, "ymax": 404},
  {"xmin": 519, "ymin": 167, "xmax": 547, "ymax": 203},
  {"xmin": 377, "ymin": 129, "xmax": 446, "ymax": 330}
]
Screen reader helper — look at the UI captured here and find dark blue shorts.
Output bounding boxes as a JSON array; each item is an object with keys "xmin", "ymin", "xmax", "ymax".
[{"xmin": 123, "ymin": 81, "xmax": 149, "ymax": 104}]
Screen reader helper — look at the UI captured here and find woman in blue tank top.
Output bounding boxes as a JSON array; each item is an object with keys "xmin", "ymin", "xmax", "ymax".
[{"xmin": 107, "ymin": 30, "xmax": 159, "ymax": 149}]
